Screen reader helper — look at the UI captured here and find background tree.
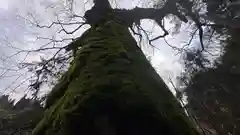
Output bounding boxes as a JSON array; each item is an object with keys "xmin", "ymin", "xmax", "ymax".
[{"xmin": 178, "ymin": 0, "xmax": 240, "ymax": 134}]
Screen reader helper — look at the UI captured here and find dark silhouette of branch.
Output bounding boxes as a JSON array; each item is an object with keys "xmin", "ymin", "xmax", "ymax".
[
  {"xmin": 163, "ymin": 38, "xmax": 187, "ymax": 54},
  {"xmin": 58, "ymin": 22, "xmax": 87, "ymax": 34},
  {"xmin": 130, "ymin": 24, "xmax": 143, "ymax": 47},
  {"xmin": 150, "ymin": 19, "xmax": 169, "ymax": 42},
  {"xmin": 83, "ymin": 0, "xmax": 208, "ymax": 54},
  {"xmin": 36, "ymin": 21, "xmax": 85, "ymax": 29},
  {"xmin": 56, "ymin": 15, "xmax": 87, "ymax": 34},
  {"xmin": 137, "ymin": 25, "xmax": 161, "ymax": 51},
  {"xmin": 177, "ymin": 0, "xmax": 205, "ymax": 51}
]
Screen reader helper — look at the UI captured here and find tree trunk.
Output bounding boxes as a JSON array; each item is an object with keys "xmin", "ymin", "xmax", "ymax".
[{"xmin": 32, "ymin": 17, "xmax": 200, "ymax": 135}]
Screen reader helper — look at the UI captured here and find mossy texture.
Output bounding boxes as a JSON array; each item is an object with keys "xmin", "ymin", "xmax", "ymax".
[{"xmin": 33, "ymin": 20, "xmax": 200, "ymax": 135}]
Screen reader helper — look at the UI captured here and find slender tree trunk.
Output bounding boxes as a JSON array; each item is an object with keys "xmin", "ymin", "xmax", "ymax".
[{"xmin": 32, "ymin": 15, "xmax": 200, "ymax": 135}]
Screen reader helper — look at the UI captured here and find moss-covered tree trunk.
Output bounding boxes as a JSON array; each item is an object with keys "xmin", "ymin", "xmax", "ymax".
[{"xmin": 32, "ymin": 15, "xmax": 200, "ymax": 135}]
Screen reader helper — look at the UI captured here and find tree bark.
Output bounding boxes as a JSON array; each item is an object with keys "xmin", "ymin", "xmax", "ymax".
[{"xmin": 32, "ymin": 13, "xmax": 200, "ymax": 135}]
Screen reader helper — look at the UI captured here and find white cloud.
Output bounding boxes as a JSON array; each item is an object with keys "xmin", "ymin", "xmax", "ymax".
[{"xmin": 0, "ymin": 0, "xmax": 8, "ymax": 10}]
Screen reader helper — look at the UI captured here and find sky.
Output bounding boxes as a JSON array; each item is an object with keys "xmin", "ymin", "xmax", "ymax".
[{"xmin": 0, "ymin": 0, "xmax": 202, "ymax": 100}]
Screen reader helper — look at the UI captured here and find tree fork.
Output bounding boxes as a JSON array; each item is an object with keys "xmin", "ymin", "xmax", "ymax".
[{"xmin": 85, "ymin": 0, "xmax": 188, "ymax": 27}]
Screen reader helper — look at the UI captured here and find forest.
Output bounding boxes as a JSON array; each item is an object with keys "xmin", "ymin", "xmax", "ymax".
[{"xmin": 0, "ymin": 0, "xmax": 239, "ymax": 134}]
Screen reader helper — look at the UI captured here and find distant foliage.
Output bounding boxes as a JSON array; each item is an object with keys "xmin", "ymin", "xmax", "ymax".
[
  {"xmin": 175, "ymin": 0, "xmax": 240, "ymax": 134},
  {"xmin": 0, "ymin": 95, "xmax": 43, "ymax": 135},
  {"xmin": 178, "ymin": 2, "xmax": 240, "ymax": 135}
]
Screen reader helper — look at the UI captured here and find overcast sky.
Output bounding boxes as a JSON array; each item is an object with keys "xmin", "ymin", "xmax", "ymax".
[{"xmin": 0, "ymin": 0, "xmax": 200, "ymax": 100}]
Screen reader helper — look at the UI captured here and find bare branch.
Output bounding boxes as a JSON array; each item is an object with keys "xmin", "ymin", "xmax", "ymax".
[
  {"xmin": 18, "ymin": 14, "xmax": 85, "ymax": 29},
  {"xmin": 150, "ymin": 19, "xmax": 169, "ymax": 42},
  {"xmin": 163, "ymin": 38, "xmax": 187, "ymax": 54},
  {"xmin": 26, "ymin": 47, "xmax": 66, "ymax": 52},
  {"xmin": 57, "ymin": 17, "xmax": 87, "ymax": 34},
  {"xmin": 130, "ymin": 24, "xmax": 143, "ymax": 47},
  {"xmin": 72, "ymin": 14, "xmax": 87, "ymax": 21},
  {"xmin": 137, "ymin": 25, "xmax": 161, "ymax": 52},
  {"xmin": 187, "ymin": 28, "xmax": 198, "ymax": 46},
  {"xmin": 176, "ymin": 0, "xmax": 205, "ymax": 51}
]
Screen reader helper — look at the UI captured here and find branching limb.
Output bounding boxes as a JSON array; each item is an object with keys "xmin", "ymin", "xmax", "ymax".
[
  {"xmin": 57, "ymin": 17, "xmax": 87, "ymax": 34},
  {"xmin": 150, "ymin": 19, "xmax": 169, "ymax": 42},
  {"xmin": 18, "ymin": 46, "xmax": 72, "ymax": 97},
  {"xmin": 137, "ymin": 25, "xmax": 161, "ymax": 52},
  {"xmin": 18, "ymin": 14, "xmax": 86, "ymax": 31},
  {"xmin": 130, "ymin": 24, "xmax": 143, "ymax": 47},
  {"xmin": 194, "ymin": 19, "xmax": 204, "ymax": 51},
  {"xmin": 163, "ymin": 38, "xmax": 187, "ymax": 55},
  {"xmin": 177, "ymin": 0, "xmax": 205, "ymax": 51},
  {"xmin": 113, "ymin": 6, "xmax": 188, "ymax": 26}
]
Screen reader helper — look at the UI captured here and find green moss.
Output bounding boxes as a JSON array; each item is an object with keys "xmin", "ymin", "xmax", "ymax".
[{"xmin": 33, "ymin": 19, "xmax": 200, "ymax": 135}]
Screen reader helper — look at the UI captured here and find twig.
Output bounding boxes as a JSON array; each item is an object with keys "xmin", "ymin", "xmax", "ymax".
[
  {"xmin": 150, "ymin": 19, "xmax": 169, "ymax": 42},
  {"xmin": 57, "ymin": 17, "xmax": 87, "ymax": 34}
]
